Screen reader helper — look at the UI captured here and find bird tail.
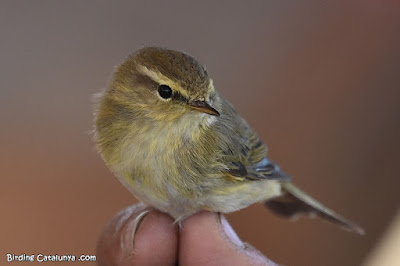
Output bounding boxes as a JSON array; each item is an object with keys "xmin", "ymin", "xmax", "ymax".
[{"xmin": 265, "ymin": 182, "xmax": 364, "ymax": 234}]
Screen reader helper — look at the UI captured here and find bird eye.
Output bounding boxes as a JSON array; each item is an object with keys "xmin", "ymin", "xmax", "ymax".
[{"xmin": 158, "ymin": 85, "xmax": 172, "ymax": 99}]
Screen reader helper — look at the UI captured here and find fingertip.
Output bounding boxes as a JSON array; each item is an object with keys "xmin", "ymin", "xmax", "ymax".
[
  {"xmin": 133, "ymin": 211, "xmax": 178, "ymax": 264},
  {"xmin": 96, "ymin": 204, "xmax": 178, "ymax": 266},
  {"xmin": 97, "ymin": 204, "xmax": 148, "ymax": 266}
]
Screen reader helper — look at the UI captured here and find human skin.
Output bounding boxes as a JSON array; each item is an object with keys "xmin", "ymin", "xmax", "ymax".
[{"xmin": 96, "ymin": 203, "xmax": 277, "ymax": 266}]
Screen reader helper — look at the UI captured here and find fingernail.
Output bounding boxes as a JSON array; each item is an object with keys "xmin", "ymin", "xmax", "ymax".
[
  {"xmin": 219, "ymin": 214, "xmax": 245, "ymax": 248},
  {"xmin": 120, "ymin": 207, "xmax": 151, "ymax": 255}
]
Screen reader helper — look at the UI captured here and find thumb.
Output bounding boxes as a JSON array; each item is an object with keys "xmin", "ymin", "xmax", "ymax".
[{"xmin": 179, "ymin": 212, "xmax": 278, "ymax": 266}]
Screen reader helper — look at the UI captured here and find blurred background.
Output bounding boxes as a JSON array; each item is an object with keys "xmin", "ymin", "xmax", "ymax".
[{"xmin": 1, "ymin": 1, "xmax": 399, "ymax": 265}]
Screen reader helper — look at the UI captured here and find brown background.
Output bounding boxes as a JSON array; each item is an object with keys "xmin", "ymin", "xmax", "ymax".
[{"xmin": 1, "ymin": 1, "xmax": 399, "ymax": 265}]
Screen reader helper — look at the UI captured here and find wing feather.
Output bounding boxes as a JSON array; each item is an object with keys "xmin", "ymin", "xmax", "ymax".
[{"xmin": 216, "ymin": 97, "xmax": 290, "ymax": 182}]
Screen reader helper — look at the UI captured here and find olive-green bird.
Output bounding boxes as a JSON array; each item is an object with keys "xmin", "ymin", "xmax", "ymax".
[{"xmin": 94, "ymin": 47, "xmax": 363, "ymax": 234}]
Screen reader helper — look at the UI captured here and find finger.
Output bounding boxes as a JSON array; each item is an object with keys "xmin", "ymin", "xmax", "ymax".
[
  {"xmin": 96, "ymin": 203, "xmax": 178, "ymax": 266},
  {"xmin": 179, "ymin": 212, "xmax": 278, "ymax": 266}
]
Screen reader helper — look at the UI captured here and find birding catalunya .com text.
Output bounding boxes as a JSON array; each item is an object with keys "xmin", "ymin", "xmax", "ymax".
[{"xmin": 6, "ymin": 253, "xmax": 96, "ymax": 263}]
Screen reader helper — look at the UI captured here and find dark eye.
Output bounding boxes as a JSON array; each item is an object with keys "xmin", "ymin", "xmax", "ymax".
[{"xmin": 158, "ymin": 85, "xmax": 172, "ymax": 99}]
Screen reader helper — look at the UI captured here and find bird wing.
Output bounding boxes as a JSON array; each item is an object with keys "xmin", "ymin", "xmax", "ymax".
[
  {"xmin": 217, "ymin": 98, "xmax": 290, "ymax": 182},
  {"xmin": 224, "ymin": 130, "xmax": 290, "ymax": 182}
]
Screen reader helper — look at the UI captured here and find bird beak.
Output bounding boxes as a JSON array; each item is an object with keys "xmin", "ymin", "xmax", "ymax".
[{"xmin": 189, "ymin": 100, "xmax": 220, "ymax": 116}]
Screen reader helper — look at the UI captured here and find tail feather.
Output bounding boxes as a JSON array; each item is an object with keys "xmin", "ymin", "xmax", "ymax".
[{"xmin": 265, "ymin": 182, "xmax": 364, "ymax": 235}]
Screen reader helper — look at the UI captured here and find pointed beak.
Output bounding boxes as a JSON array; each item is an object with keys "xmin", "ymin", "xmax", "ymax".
[{"xmin": 189, "ymin": 100, "xmax": 220, "ymax": 116}]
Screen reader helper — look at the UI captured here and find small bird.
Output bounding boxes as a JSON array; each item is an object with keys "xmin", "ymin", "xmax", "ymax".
[{"xmin": 94, "ymin": 47, "xmax": 363, "ymax": 234}]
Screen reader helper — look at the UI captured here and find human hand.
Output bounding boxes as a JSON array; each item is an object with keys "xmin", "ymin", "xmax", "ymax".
[{"xmin": 97, "ymin": 203, "xmax": 277, "ymax": 265}]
